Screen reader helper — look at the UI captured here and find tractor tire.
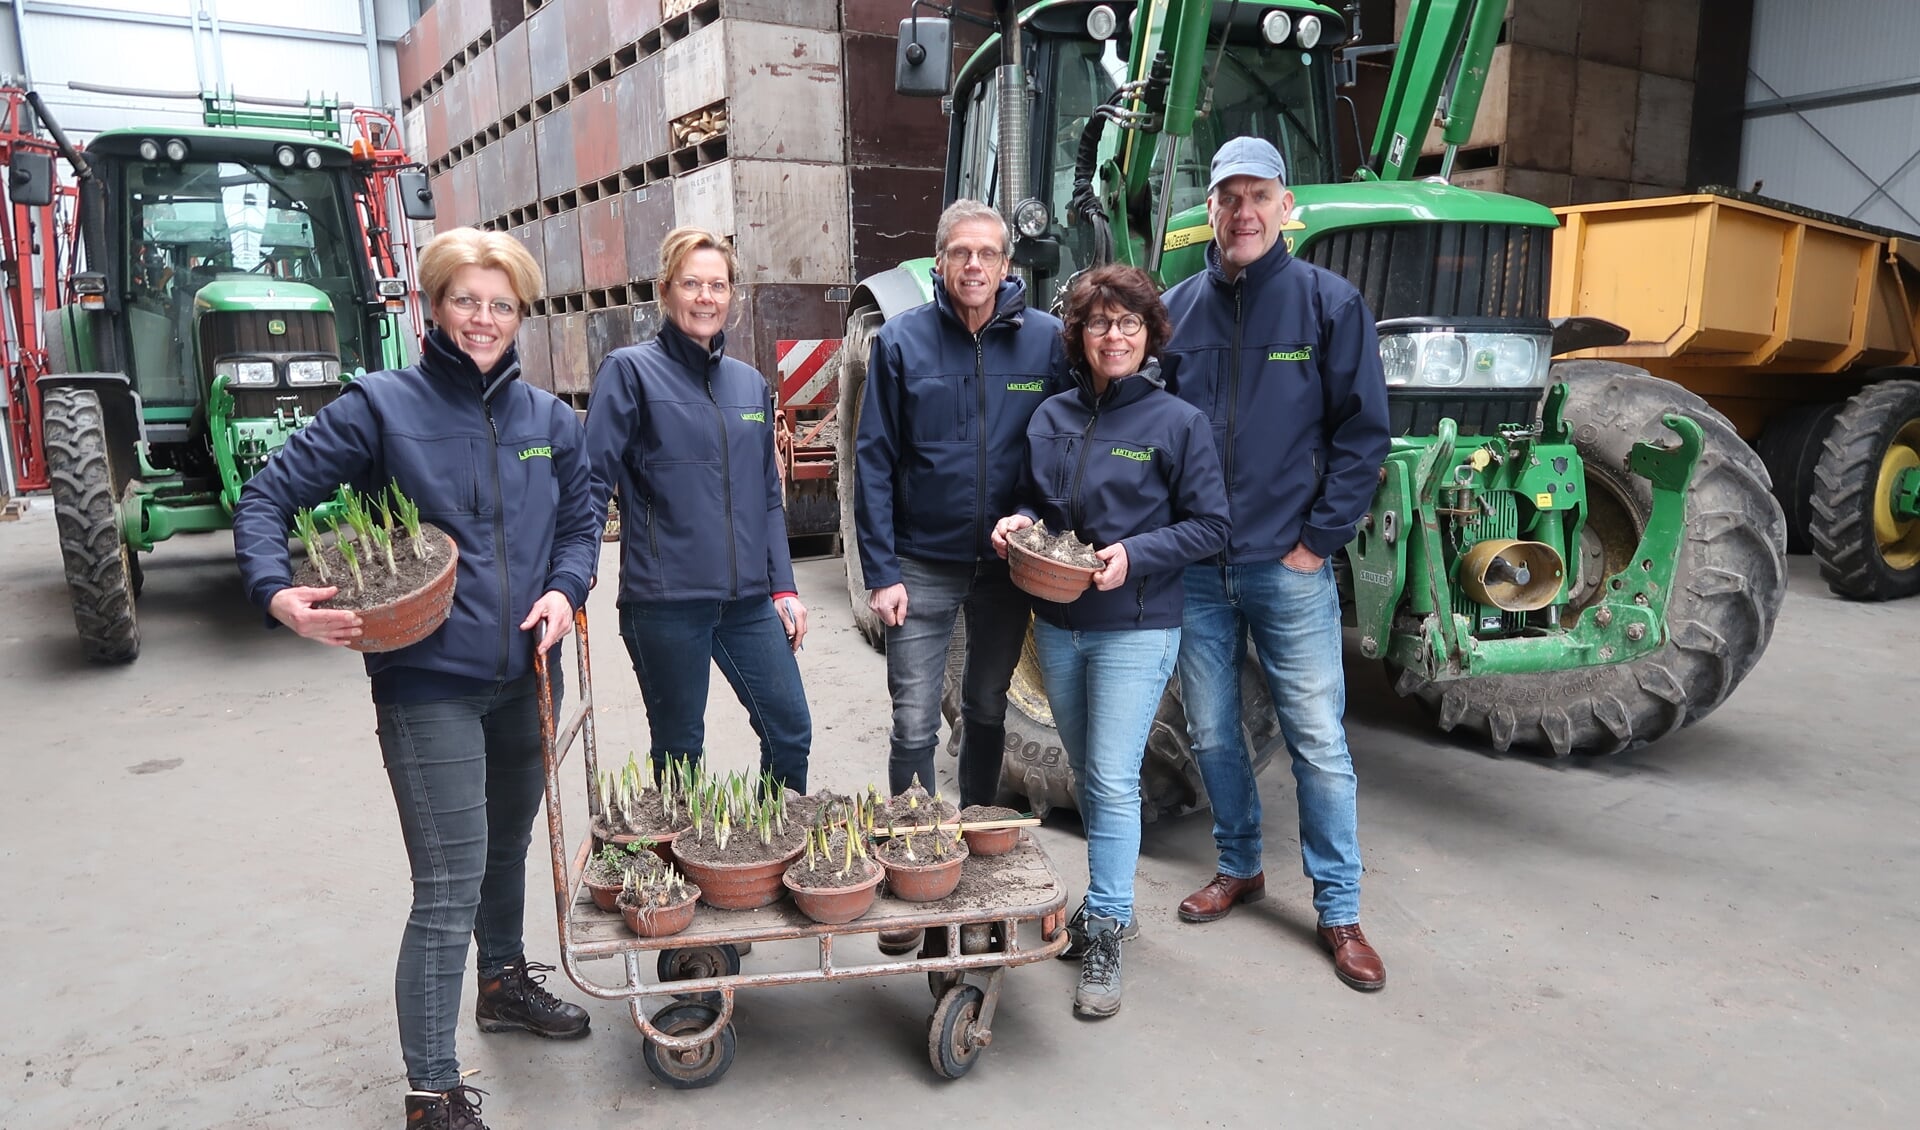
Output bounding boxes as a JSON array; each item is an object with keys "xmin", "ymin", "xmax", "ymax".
[
  {"xmin": 1396, "ymin": 360, "xmax": 1786, "ymax": 755},
  {"xmin": 1753, "ymin": 400, "xmax": 1846, "ymax": 555},
  {"xmin": 835, "ymin": 307, "xmax": 888, "ymax": 652},
  {"xmin": 940, "ymin": 617, "xmax": 1283, "ymax": 822},
  {"xmin": 43, "ymin": 386, "xmax": 141, "ymax": 663},
  {"xmin": 1806, "ymin": 378, "xmax": 1920, "ymax": 600}
]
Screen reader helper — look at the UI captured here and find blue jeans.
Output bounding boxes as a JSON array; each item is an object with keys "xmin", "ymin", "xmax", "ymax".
[
  {"xmin": 1032, "ymin": 621, "xmax": 1180, "ymax": 923},
  {"xmin": 374, "ymin": 675, "xmax": 548, "ymax": 1092},
  {"xmin": 619, "ymin": 597, "xmax": 811, "ymax": 791},
  {"xmin": 883, "ymin": 557, "xmax": 1029, "ymax": 801},
  {"xmin": 1179, "ymin": 560, "xmax": 1361, "ymax": 927}
]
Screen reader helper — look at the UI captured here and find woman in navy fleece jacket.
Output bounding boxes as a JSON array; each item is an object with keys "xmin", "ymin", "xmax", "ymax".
[
  {"xmin": 583, "ymin": 226, "xmax": 810, "ymax": 792},
  {"xmin": 991, "ymin": 265, "xmax": 1228, "ymax": 1019}
]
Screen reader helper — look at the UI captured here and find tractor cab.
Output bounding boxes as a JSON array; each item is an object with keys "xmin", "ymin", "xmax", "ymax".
[
  {"xmin": 934, "ymin": 0, "xmax": 1345, "ymax": 308},
  {"xmin": 82, "ymin": 127, "xmax": 378, "ymax": 480}
]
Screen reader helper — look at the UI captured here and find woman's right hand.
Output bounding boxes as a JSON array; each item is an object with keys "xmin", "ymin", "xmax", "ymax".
[
  {"xmin": 268, "ymin": 586, "xmax": 363, "ymax": 647},
  {"xmin": 991, "ymin": 514, "xmax": 1033, "ymax": 558}
]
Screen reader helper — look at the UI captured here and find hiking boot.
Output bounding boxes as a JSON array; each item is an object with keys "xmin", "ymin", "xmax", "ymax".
[
  {"xmin": 1073, "ymin": 915, "xmax": 1125, "ymax": 1019},
  {"xmin": 404, "ymin": 1085, "xmax": 489, "ymax": 1130},
  {"xmin": 475, "ymin": 957, "xmax": 591, "ymax": 1040},
  {"xmin": 1059, "ymin": 898, "xmax": 1139, "ymax": 960}
]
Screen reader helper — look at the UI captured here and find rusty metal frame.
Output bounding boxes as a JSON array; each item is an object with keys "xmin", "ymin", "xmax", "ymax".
[{"xmin": 534, "ymin": 608, "xmax": 1070, "ymax": 1059}]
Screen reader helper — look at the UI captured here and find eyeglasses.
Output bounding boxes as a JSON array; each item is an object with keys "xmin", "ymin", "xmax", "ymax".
[
  {"xmin": 447, "ymin": 294, "xmax": 521, "ymax": 320},
  {"xmin": 673, "ymin": 278, "xmax": 733, "ymax": 298},
  {"xmin": 1085, "ymin": 313, "xmax": 1146, "ymax": 337},
  {"xmin": 940, "ymin": 246, "xmax": 1005, "ymax": 267}
]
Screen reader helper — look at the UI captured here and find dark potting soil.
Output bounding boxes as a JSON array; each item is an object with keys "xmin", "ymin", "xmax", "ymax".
[
  {"xmin": 958, "ymin": 805, "xmax": 1022, "ymax": 823},
  {"xmin": 1011, "ymin": 521, "xmax": 1100, "ymax": 569},
  {"xmin": 293, "ymin": 524, "xmax": 453, "ymax": 612},
  {"xmin": 875, "ymin": 834, "xmax": 967, "ymax": 869},
  {"xmin": 785, "ymin": 856, "xmax": 881, "ymax": 892},
  {"xmin": 881, "ymin": 793, "xmax": 958, "ymax": 828},
  {"xmin": 599, "ymin": 800, "xmax": 693, "ymax": 840},
  {"xmin": 786, "ymin": 791, "xmax": 854, "ymax": 829},
  {"xmin": 674, "ymin": 820, "xmax": 809, "ymax": 867}
]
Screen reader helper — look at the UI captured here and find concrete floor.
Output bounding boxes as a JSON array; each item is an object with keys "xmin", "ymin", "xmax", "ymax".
[{"xmin": 1, "ymin": 503, "xmax": 1914, "ymax": 1128}]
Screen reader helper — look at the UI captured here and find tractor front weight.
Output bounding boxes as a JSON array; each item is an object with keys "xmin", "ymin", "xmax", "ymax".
[{"xmin": 1355, "ymin": 386, "xmax": 1704, "ymax": 683}]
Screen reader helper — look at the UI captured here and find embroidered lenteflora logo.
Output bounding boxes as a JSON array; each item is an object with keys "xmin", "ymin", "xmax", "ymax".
[
  {"xmin": 1268, "ymin": 348, "xmax": 1311, "ymax": 362},
  {"xmin": 1005, "ymin": 380, "xmax": 1045, "ymax": 392},
  {"xmin": 1109, "ymin": 446, "xmax": 1154, "ymax": 462},
  {"xmin": 518, "ymin": 446, "xmax": 553, "ymax": 461},
  {"xmin": 740, "ymin": 410, "xmax": 767, "ymax": 423}
]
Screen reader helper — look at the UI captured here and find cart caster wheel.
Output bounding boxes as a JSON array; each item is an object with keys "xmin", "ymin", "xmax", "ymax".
[
  {"xmin": 927, "ymin": 983, "xmax": 987, "ymax": 1079},
  {"xmin": 643, "ymin": 1002, "xmax": 736, "ymax": 1089},
  {"xmin": 658, "ymin": 945, "xmax": 742, "ymax": 1005},
  {"xmin": 919, "ymin": 929, "xmax": 961, "ymax": 999}
]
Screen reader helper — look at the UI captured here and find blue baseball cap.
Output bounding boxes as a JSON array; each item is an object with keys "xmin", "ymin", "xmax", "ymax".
[{"xmin": 1208, "ymin": 136, "xmax": 1287, "ymax": 192}]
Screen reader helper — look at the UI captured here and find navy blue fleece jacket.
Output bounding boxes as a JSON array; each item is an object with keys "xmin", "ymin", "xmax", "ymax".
[
  {"xmin": 232, "ymin": 329, "xmax": 599, "ymax": 701},
  {"xmin": 1161, "ymin": 239, "xmax": 1390, "ymax": 562}
]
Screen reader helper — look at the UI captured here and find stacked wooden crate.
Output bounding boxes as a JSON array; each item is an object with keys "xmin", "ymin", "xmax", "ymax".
[
  {"xmin": 396, "ymin": 0, "xmax": 863, "ymax": 404},
  {"xmin": 1395, "ymin": 0, "xmax": 1702, "ymax": 208}
]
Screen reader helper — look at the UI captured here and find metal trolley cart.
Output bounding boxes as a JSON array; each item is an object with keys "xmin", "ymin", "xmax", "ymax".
[{"xmin": 535, "ymin": 612, "xmax": 1071, "ymax": 1088}]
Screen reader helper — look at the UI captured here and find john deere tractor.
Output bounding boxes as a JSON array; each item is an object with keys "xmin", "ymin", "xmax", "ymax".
[
  {"xmin": 835, "ymin": 0, "xmax": 1786, "ymax": 817},
  {"xmin": 13, "ymin": 93, "xmax": 434, "ymax": 662}
]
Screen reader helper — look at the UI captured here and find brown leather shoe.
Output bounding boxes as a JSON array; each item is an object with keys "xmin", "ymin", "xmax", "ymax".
[
  {"xmin": 1317, "ymin": 923, "xmax": 1385, "ymax": 991},
  {"xmin": 1177, "ymin": 871, "xmax": 1266, "ymax": 923}
]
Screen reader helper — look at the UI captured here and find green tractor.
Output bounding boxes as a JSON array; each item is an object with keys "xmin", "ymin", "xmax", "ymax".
[
  {"xmin": 14, "ymin": 94, "xmax": 435, "ymax": 662},
  {"xmin": 835, "ymin": 0, "xmax": 1786, "ymax": 817}
]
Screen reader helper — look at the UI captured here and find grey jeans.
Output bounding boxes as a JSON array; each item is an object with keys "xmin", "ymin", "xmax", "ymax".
[
  {"xmin": 884, "ymin": 557, "xmax": 1030, "ymax": 799},
  {"xmin": 373, "ymin": 674, "xmax": 547, "ymax": 1091}
]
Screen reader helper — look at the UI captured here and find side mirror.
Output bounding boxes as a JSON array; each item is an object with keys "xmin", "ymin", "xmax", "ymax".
[
  {"xmin": 895, "ymin": 18, "xmax": 952, "ymax": 97},
  {"xmin": 9, "ymin": 151, "xmax": 55, "ymax": 207},
  {"xmin": 396, "ymin": 169, "xmax": 436, "ymax": 221}
]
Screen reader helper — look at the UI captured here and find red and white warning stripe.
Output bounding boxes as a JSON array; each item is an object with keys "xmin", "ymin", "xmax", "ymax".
[{"xmin": 776, "ymin": 338, "xmax": 842, "ymax": 407}]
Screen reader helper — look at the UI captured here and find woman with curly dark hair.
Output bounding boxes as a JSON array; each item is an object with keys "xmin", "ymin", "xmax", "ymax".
[{"xmin": 991, "ymin": 264, "xmax": 1228, "ymax": 1019}]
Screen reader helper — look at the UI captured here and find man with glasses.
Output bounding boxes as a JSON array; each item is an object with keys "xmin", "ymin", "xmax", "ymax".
[
  {"xmin": 854, "ymin": 199, "xmax": 1067, "ymax": 888},
  {"xmin": 1161, "ymin": 137, "xmax": 1392, "ymax": 991}
]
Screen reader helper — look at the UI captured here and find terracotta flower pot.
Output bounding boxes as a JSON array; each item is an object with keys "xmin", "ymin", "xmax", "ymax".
[
  {"xmin": 620, "ymin": 887, "xmax": 700, "ymax": 938},
  {"xmin": 1007, "ymin": 538, "xmax": 1096, "ymax": 604},
  {"xmin": 880, "ymin": 842, "xmax": 970, "ymax": 903},
  {"xmin": 783, "ymin": 859, "xmax": 884, "ymax": 925},
  {"xmin": 583, "ymin": 873, "xmax": 624, "ymax": 912},
  {"xmin": 349, "ymin": 531, "xmax": 460, "ymax": 653},
  {"xmin": 961, "ymin": 826, "xmax": 1020, "ymax": 857},
  {"xmin": 591, "ymin": 819, "xmax": 683, "ymax": 864},
  {"xmin": 675, "ymin": 842, "xmax": 807, "ymax": 910}
]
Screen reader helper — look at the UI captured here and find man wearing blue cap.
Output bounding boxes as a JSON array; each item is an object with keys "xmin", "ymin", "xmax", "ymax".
[{"xmin": 1160, "ymin": 136, "xmax": 1392, "ymax": 991}]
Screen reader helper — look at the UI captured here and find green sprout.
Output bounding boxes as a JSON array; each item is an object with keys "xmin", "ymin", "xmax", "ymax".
[
  {"xmin": 338, "ymin": 529, "xmax": 365, "ymax": 595},
  {"xmin": 390, "ymin": 480, "xmax": 425, "ymax": 560},
  {"xmin": 292, "ymin": 508, "xmax": 331, "ymax": 585},
  {"xmin": 369, "ymin": 525, "xmax": 397, "ymax": 577}
]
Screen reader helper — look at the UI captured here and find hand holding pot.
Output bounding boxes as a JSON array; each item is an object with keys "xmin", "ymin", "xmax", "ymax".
[
  {"xmin": 991, "ymin": 513, "xmax": 1033, "ymax": 558},
  {"xmin": 1092, "ymin": 542, "xmax": 1130, "ymax": 590},
  {"xmin": 270, "ymin": 585, "xmax": 363, "ymax": 646}
]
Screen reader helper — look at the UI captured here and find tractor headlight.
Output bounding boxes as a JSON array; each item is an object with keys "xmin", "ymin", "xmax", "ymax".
[
  {"xmin": 1296, "ymin": 15, "xmax": 1324, "ymax": 48},
  {"xmin": 1013, "ymin": 197, "xmax": 1051, "ymax": 238},
  {"xmin": 1377, "ymin": 319, "xmax": 1553, "ymax": 389},
  {"xmin": 164, "ymin": 138, "xmax": 189, "ymax": 162},
  {"xmin": 1086, "ymin": 4, "xmax": 1117, "ymax": 40},
  {"xmin": 287, "ymin": 359, "xmax": 341, "ymax": 386},
  {"xmin": 216, "ymin": 359, "xmax": 278, "ymax": 387},
  {"xmin": 1260, "ymin": 11, "xmax": 1292, "ymax": 44}
]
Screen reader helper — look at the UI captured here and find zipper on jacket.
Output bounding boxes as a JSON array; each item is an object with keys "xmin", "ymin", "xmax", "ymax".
[
  {"xmin": 973, "ymin": 331, "xmax": 988, "ymax": 560},
  {"xmin": 707, "ymin": 373, "xmax": 739, "ymax": 595},
  {"xmin": 1068, "ymin": 403, "xmax": 1100, "ymax": 532},
  {"xmin": 484, "ymin": 400, "xmax": 509, "ymax": 681},
  {"xmin": 1225, "ymin": 285, "xmax": 1243, "ymax": 492},
  {"xmin": 1136, "ymin": 577, "xmax": 1147, "ymax": 624},
  {"xmin": 645, "ymin": 493, "xmax": 658, "ymax": 556}
]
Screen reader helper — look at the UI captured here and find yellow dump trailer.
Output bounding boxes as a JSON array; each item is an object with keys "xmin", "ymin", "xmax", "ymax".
[{"xmin": 1551, "ymin": 191, "xmax": 1920, "ymax": 600}]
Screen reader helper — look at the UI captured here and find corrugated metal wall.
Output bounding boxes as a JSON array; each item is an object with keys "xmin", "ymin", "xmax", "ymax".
[{"xmin": 1739, "ymin": 0, "xmax": 1920, "ymax": 232}]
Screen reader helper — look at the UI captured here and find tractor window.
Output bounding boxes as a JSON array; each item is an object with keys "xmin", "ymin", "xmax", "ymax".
[
  {"xmin": 1041, "ymin": 37, "xmax": 1129, "ymax": 309},
  {"xmin": 1155, "ymin": 44, "xmax": 1335, "ymax": 220},
  {"xmin": 122, "ymin": 160, "xmax": 367, "ymax": 407},
  {"xmin": 954, "ymin": 79, "xmax": 1000, "ymax": 211}
]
